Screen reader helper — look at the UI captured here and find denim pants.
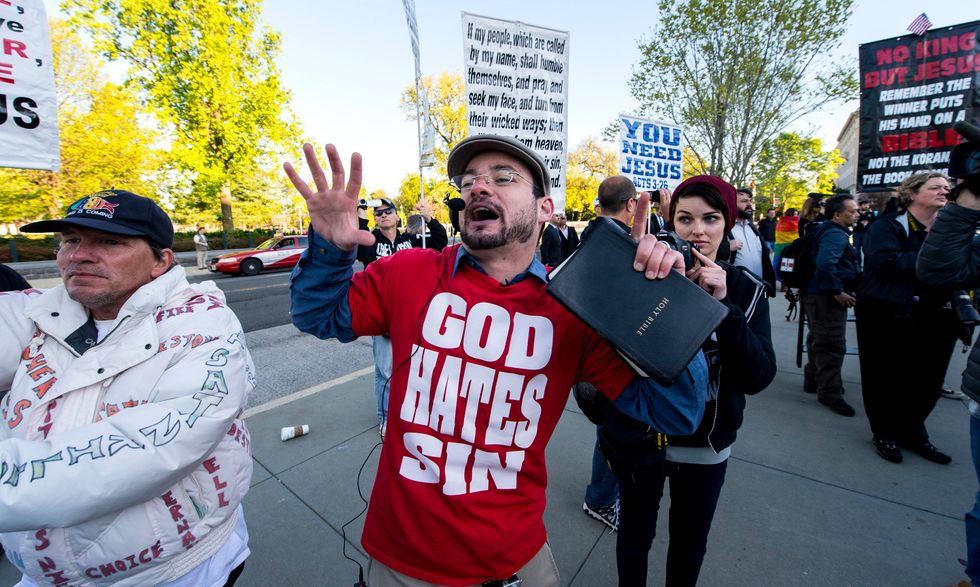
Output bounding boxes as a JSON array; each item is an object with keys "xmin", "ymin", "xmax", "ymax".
[
  {"xmin": 585, "ymin": 432, "xmax": 619, "ymax": 508},
  {"xmin": 373, "ymin": 336, "xmax": 393, "ymax": 424},
  {"xmin": 967, "ymin": 412, "xmax": 980, "ymax": 586}
]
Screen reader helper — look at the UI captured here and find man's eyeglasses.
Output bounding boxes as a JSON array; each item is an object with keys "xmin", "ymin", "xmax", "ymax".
[
  {"xmin": 451, "ymin": 169, "xmax": 536, "ymax": 194},
  {"xmin": 375, "ymin": 207, "xmax": 396, "ymax": 216}
]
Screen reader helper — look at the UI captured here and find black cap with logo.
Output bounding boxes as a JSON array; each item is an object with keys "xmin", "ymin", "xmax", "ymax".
[{"xmin": 21, "ymin": 190, "xmax": 174, "ymax": 249}]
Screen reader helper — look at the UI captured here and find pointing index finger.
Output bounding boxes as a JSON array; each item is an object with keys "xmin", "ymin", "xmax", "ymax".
[{"xmin": 690, "ymin": 247, "xmax": 719, "ymax": 268}]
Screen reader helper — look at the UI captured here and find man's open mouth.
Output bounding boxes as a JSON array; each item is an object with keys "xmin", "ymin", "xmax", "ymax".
[{"xmin": 468, "ymin": 205, "xmax": 500, "ymax": 222}]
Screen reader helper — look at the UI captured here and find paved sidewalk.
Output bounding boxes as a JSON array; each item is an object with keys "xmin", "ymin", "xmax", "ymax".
[{"xmin": 1, "ymin": 299, "xmax": 974, "ymax": 585}]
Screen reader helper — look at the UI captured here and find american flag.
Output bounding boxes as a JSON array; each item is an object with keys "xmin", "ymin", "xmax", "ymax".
[{"xmin": 907, "ymin": 13, "xmax": 932, "ymax": 36}]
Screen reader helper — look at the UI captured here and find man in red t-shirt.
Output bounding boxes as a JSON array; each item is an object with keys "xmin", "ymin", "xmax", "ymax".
[{"xmin": 285, "ymin": 136, "xmax": 707, "ymax": 587}]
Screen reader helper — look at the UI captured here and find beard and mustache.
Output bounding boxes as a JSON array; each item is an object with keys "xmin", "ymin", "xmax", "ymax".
[
  {"xmin": 460, "ymin": 196, "xmax": 539, "ymax": 250},
  {"xmin": 737, "ymin": 207, "xmax": 754, "ymax": 220}
]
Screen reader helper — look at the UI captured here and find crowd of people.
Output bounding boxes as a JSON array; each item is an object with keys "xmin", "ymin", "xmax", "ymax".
[{"xmin": 0, "ymin": 128, "xmax": 977, "ymax": 587}]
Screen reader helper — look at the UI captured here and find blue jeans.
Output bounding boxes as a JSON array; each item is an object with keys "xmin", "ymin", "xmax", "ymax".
[
  {"xmin": 372, "ymin": 336, "xmax": 392, "ymax": 424},
  {"xmin": 585, "ymin": 432, "xmax": 619, "ymax": 508},
  {"xmin": 967, "ymin": 413, "xmax": 980, "ymax": 586}
]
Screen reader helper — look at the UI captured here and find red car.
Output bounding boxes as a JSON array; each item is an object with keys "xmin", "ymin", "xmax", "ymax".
[{"xmin": 209, "ymin": 235, "xmax": 308, "ymax": 276}]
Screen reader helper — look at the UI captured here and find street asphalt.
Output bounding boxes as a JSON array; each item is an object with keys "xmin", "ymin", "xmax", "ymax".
[{"xmin": 0, "ymin": 278, "xmax": 974, "ymax": 585}]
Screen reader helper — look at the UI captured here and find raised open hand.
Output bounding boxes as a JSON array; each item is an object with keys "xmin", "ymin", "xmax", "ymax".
[{"xmin": 283, "ymin": 143, "xmax": 375, "ymax": 251}]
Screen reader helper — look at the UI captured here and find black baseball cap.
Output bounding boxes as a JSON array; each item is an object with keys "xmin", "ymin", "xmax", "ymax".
[
  {"xmin": 21, "ymin": 190, "xmax": 174, "ymax": 249},
  {"xmin": 447, "ymin": 135, "xmax": 550, "ymax": 196}
]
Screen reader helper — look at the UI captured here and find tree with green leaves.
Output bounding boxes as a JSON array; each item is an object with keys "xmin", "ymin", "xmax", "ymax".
[
  {"xmin": 630, "ymin": 0, "xmax": 856, "ymax": 185},
  {"xmin": 64, "ymin": 0, "xmax": 301, "ymax": 234},
  {"xmin": 398, "ymin": 72, "xmax": 467, "ymax": 218},
  {"xmin": 565, "ymin": 137, "xmax": 618, "ymax": 220},
  {"xmin": 400, "ymin": 72, "xmax": 467, "ymax": 174},
  {"xmin": 397, "ymin": 175, "xmax": 451, "ymax": 225},
  {"xmin": 754, "ymin": 132, "xmax": 843, "ymax": 211}
]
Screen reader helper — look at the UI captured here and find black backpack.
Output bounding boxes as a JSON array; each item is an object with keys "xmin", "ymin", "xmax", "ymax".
[{"xmin": 778, "ymin": 222, "xmax": 824, "ymax": 289}]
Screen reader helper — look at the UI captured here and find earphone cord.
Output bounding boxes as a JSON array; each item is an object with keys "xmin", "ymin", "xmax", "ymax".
[{"xmin": 340, "ymin": 261, "xmax": 450, "ymax": 585}]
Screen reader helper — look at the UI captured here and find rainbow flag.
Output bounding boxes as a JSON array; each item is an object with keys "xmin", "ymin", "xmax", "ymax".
[{"xmin": 774, "ymin": 215, "xmax": 799, "ymax": 257}]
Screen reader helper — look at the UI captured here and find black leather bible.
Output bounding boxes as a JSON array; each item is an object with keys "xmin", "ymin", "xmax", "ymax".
[{"xmin": 546, "ymin": 218, "xmax": 728, "ymax": 384}]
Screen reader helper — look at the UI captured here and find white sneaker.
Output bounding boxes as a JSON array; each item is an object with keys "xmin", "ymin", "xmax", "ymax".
[
  {"xmin": 941, "ymin": 386, "xmax": 966, "ymax": 400},
  {"xmin": 583, "ymin": 500, "xmax": 620, "ymax": 532}
]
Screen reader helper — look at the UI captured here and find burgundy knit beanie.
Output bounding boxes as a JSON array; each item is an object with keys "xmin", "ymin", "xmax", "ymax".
[{"xmin": 668, "ymin": 175, "xmax": 738, "ymax": 234}]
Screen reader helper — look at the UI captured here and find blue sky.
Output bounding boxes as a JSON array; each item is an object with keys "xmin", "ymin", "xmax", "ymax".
[{"xmin": 45, "ymin": 0, "xmax": 975, "ymax": 196}]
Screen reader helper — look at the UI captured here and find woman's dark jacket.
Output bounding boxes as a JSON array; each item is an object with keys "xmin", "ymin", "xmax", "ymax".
[
  {"xmin": 916, "ymin": 204, "xmax": 980, "ymax": 401},
  {"xmin": 859, "ymin": 210, "xmax": 952, "ymax": 315},
  {"xmin": 668, "ymin": 262, "xmax": 776, "ymax": 451}
]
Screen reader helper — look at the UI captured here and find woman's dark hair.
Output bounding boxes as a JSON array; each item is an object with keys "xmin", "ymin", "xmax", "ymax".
[{"xmin": 671, "ymin": 183, "xmax": 729, "ymax": 220}]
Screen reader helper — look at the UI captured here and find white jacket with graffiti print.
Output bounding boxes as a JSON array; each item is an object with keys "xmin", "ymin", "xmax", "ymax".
[{"xmin": 0, "ymin": 266, "xmax": 254, "ymax": 586}]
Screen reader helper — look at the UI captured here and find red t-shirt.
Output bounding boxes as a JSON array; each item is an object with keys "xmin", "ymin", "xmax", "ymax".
[{"xmin": 349, "ymin": 245, "xmax": 635, "ymax": 585}]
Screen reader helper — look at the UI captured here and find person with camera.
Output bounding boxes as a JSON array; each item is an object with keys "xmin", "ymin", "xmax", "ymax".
[
  {"xmin": 356, "ymin": 198, "xmax": 447, "ymax": 434},
  {"xmin": 853, "ymin": 199, "xmax": 876, "ymax": 269},
  {"xmin": 916, "ymin": 138, "xmax": 980, "ymax": 586},
  {"xmin": 857, "ymin": 171, "xmax": 958, "ymax": 464},
  {"xmin": 799, "ymin": 194, "xmax": 826, "ymax": 237},
  {"xmin": 597, "ymin": 175, "xmax": 775, "ymax": 586}
]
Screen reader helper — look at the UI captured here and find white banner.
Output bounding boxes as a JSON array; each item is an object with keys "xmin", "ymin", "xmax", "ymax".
[
  {"xmin": 618, "ymin": 114, "xmax": 684, "ymax": 193},
  {"xmin": 461, "ymin": 13, "xmax": 569, "ymax": 208},
  {"xmin": 0, "ymin": 0, "xmax": 59, "ymax": 171}
]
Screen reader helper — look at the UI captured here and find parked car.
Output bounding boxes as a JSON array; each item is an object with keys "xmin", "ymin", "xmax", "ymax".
[{"xmin": 209, "ymin": 235, "xmax": 308, "ymax": 276}]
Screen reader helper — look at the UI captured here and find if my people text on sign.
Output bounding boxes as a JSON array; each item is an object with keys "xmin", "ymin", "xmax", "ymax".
[{"xmin": 461, "ymin": 13, "xmax": 569, "ymax": 208}]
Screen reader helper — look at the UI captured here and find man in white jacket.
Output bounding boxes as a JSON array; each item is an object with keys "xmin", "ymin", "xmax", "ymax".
[{"xmin": 0, "ymin": 190, "xmax": 255, "ymax": 586}]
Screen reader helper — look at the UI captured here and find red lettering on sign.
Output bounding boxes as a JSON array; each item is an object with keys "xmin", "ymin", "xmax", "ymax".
[{"xmin": 2, "ymin": 39, "xmax": 26, "ymax": 59}]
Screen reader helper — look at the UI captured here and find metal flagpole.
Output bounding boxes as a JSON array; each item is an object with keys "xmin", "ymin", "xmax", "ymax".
[{"xmin": 402, "ymin": 0, "xmax": 435, "ymax": 248}]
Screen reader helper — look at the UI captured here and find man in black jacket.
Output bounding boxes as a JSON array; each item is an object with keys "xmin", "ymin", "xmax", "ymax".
[
  {"xmin": 539, "ymin": 211, "xmax": 579, "ymax": 266},
  {"xmin": 758, "ymin": 208, "xmax": 777, "ymax": 252},
  {"xmin": 581, "ymin": 175, "xmax": 636, "ymax": 241},
  {"xmin": 803, "ymin": 195, "xmax": 860, "ymax": 417}
]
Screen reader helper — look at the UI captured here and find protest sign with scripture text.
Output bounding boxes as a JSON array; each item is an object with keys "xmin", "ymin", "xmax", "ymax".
[
  {"xmin": 462, "ymin": 13, "xmax": 569, "ymax": 208},
  {"xmin": 857, "ymin": 20, "xmax": 979, "ymax": 190},
  {"xmin": 618, "ymin": 114, "xmax": 684, "ymax": 193}
]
